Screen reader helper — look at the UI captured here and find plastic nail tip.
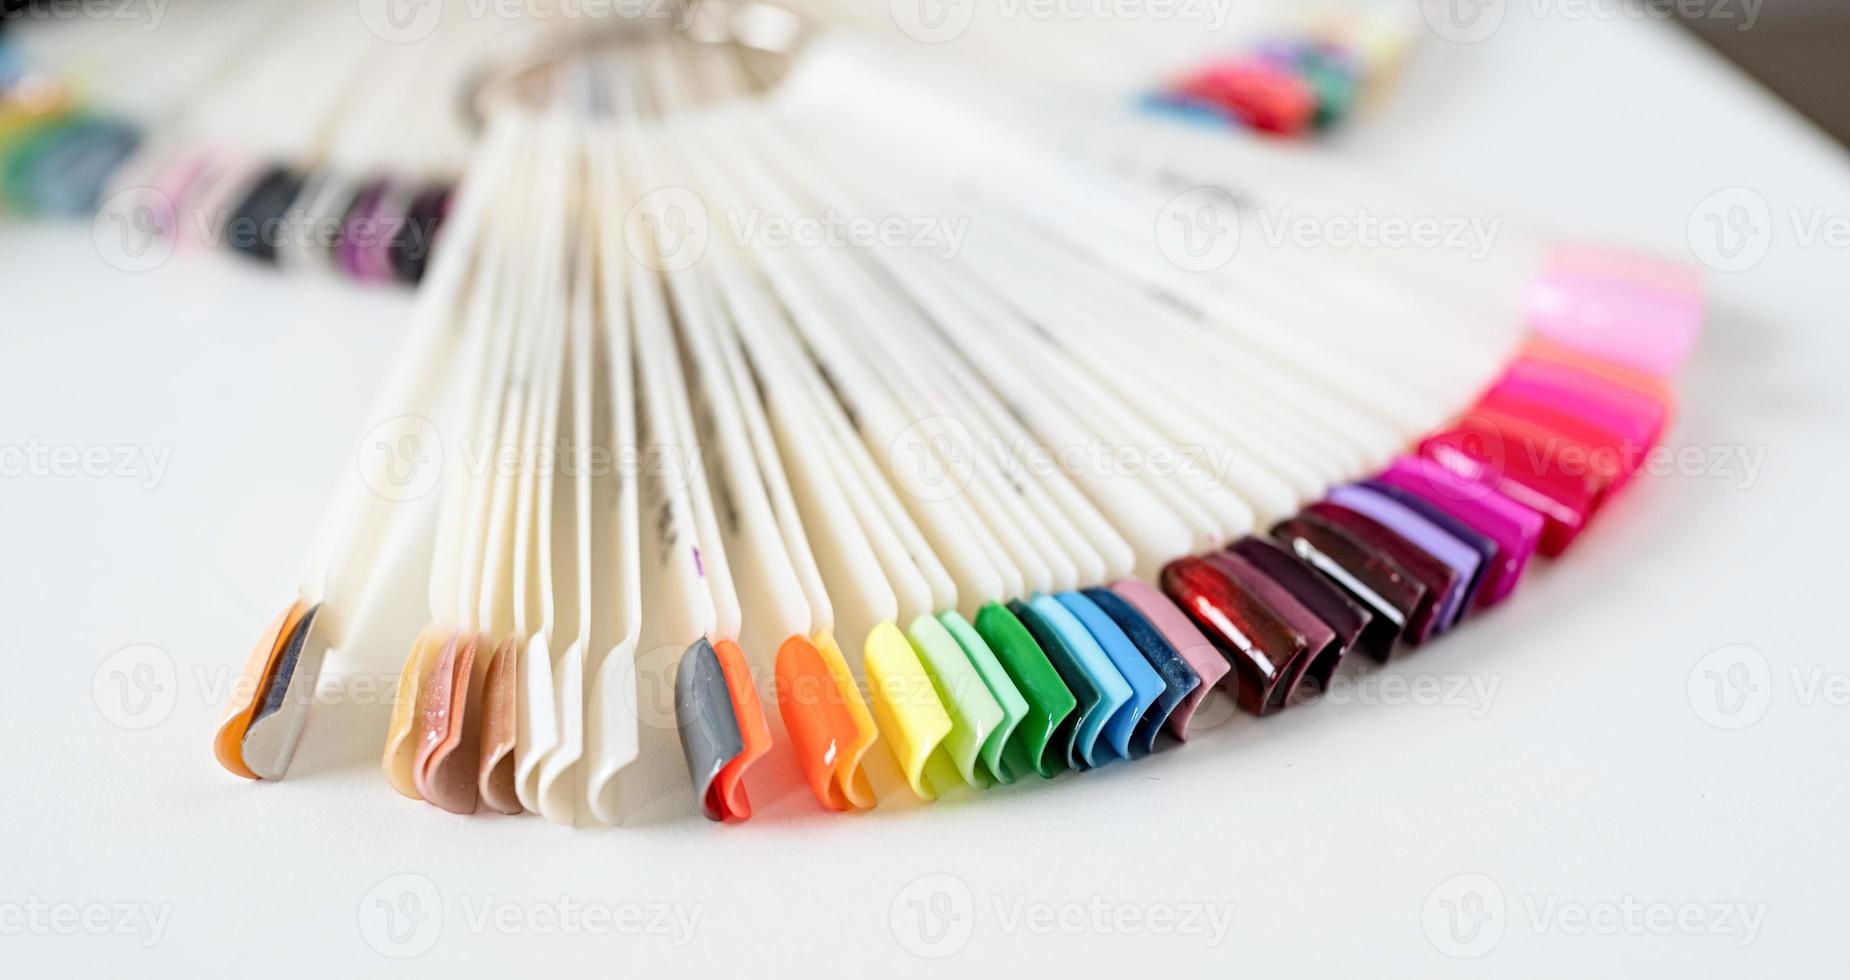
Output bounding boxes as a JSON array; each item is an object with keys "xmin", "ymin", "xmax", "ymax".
[
  {"xmin": 417, "ymin": 633, "xmax": 482, "ymax": 815},
  {"xmin": 1483, "ymin": 389, "xmax": 1638, "ymax": 494},
  {"xmin": 1419, "ymin": 415, "xmax": 1600, "ymax": 557},
  {"xmin": 227, "ymin": 166, "xmax": 306, "ymax": 264},
  {"xmin": 674, "ymin": 638, "xmax": 745, "ymax": 821},
  {"xmin": 240, "ymin": 602, "xmax": 328, "ymax": 780},
  {"xmin": 907, "ymin": 614, "xmax": 1005, "ymax": 790},
  {"xmin": 803, "ymin": 631, "xmax": 881, "ymax": 811},
  {"xmin": 1109, "ymin": 578, "xmax": 1229, "ymax": 740},
  {"xmin": 1007, "ymin": 596, "xmax": 1102, "ymax": 772},
  {"xmin": 1548, "ymin": 245, "xmax": 1704, "ymax": 299},
  {"xmin": 391, "ymin": 185, "xmax": 449, "ymax": 284},
  {"xmin": 477, "ymin": 637, "xmax": 522, "ymax": 815},
  {"xmin": 973, "ymin": 602, "xmax": 1076, "ymax": 780},
  {"xmin": 773, "ymin": 634, "xmax": 856, "ymax": 811},
  {"xmin": 1503, "ymin": 358, "xmax": 1669, "ymax": 447},
  {"xmin": 1525, "ymin": 251, "xmax": 1704, "ymax": 377},
  {"xmin": 1325, "ymin": 485, "xmax": 1484, "ymax": 628},
  {"xmin": 213, "ymin": 601, "xmax": 302, "ymax": 780},
  {"xmin": 1081, "ymin": 587, "xmax": 1200, "ymax": 754},
  {"xmin": 1301, "ymin": 502, "xmax": 1462, "ymax": 644},
  {"xmin": 1174, "ymin": 60, "xmax": 1318, "ymax": 135},
  {"xmin": 1359, "ymin": 480, "xmax": 1500, "ymax": 611},
  {"xmin": 709, "ymin": 639, "xmax": 771, "ymax": 822},
  {"xmin": 936, "ymin": 611, "xmax": 1028, "ymax": 786},
  {"xmin": 0, "ymin": 116, "xmax": 73, "ymax": 212},
  {"xmin": 1202, "ymin": 552, "xmax": 1335, "ymax": 709},
  {"xmin": 1059, "ymin": 591, "xmax": 1169, "ymax": 758},
  {"xmin": 1374, "ymin": 456, "xmax": 1542, "ymax": 607},
  {"xmin": 1137, "ymin": 91, "xmax": 1242, "ymax": 130},
  {"xmin": 1270, "ymin": 515, "xmax": 1426, "ymax": 658},
  {"xmin": 1519, "ymin": 337, "xmax": 1678, "ymax": 410},
  {"xmin": 775, "ymin": 634, "xmax": 868, "ymax": 811},
  {"xmin": 1015, "ymin": 595, "xmax": 1133, "ymax": 769},
  {"xmin": 1480, "ymin": 386, "xmax": 1642, "ymax": 495},
  {"xmin": 21, "ymin": 117, "xmax": 138, "ymax": 216},
  {"xmin": 1230, "ymin": 537, "xmax": 1377, "ymax": 682},
  {"xmin": 1160, "ymin": 556, "xmax": 1311, "ymax": 716},
  {"xmin": 864, "ymin": 620, "xmax": 954, "ymax": 801},
  {"xmin": 382, "ymin": 626, "xmax": 452, "ymax": 800},
  {"xmin": 336, "ymin": 180, "xmax": 387, "ymax": 276},
  {"xmin": 1497, "ymin": 364, "xmax": 1664, "ymax": 446}
]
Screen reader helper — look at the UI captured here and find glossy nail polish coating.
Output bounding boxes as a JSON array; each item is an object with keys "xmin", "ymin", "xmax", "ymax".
[
  {"xmin": 1203, "ymin": 551, "xmax": 1336, "ymax": 708},
  {"xmin": 1270, "ymin": 514, "xmax": 1426, "ymax": 658},
  {"xmin": 1479, "ymin": 396, "xmax": 1634, "ymax": 495},
  {"xmin": 906, "ymin": 613, "xmax": 1004, "ymax": 790},
  {"xmin": 1491, "ymin": 371, "xmax": 1661, "ymax": 459},
  {"xmin": 1519, "ymin": 336, "xmax": 1678, "ymax": 412},
  {"xmin": 675, "ymin": 638, "xmax": 745, "ymax": 822},
  {"xmin": 1374, "ymin": 455, "xmax": 1542, "ymax": 607},
  {"xmin": 1303, "ymin": 501, "xmax": 1461, "ymax": 644},
  {"xmin": 1160, "ymin": 556, "xmax": 1313, "ymax": 716},
  {"xmin": 1082, "ymin": 587, "xmax": 1200, "ymax": 754},
  {"xmin": 1109, "ymin": 578, "xmax": 1228, "ymax": 740},
  {"xmin": 1326, "ymin": 485, "xmax": 1483, "ymax": 628},
  {"xmin": 1504, "ymin": 356, "xmax": 1670, "ymax": 446},
  {"xmin": 1015, "ymin": 595, "xmax": 1132, "ymax": 770},
  {"xmin": 709, "ymin": 639, "xmax": 771, "ymax": 821},
  {"xmin": 938, "ymin": 611, "xmax": 1029, "ymax": 786},
  {"xmin": 774, "ymin": 633, "xmax": 871, "ymax": 812},
  {"xmin": 976, "ymin": 602, "xmax": 1076, "ymax": 779},
  {"xmin": 1359, "ymin": 479, "xmax": 1499, "ymax": 612},
  {"xmin": 1231, "ymin": 536, "xmax": 1379, "ymax": 674},
  {"xmin": 1058, "ymin": 592, "xmax": 1164, "ymax": 760},
  {"xmin": 1420, "ymin": 414, "xmax": 1600, "ymax": 556}
]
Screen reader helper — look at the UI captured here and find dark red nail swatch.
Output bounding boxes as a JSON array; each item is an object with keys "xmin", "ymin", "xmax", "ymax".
[
  {"xmin": 1159, "ymin": 556, "xmax": 1315, "ymax": 716},
  {"xmin": 1301, "ymin": 501, "xmax": 1462, "ymax": 645},
  {"xmin": 1230, "ymin": 535, "xmax": 1379, "ymax": 678},
  {"xmin": 1270, "ymin": 514, "xmax": 1427, "ymax": 657},
  {"xmin": 1202, "ymin": 552, "xmax": 1336, "ymax": 709}
]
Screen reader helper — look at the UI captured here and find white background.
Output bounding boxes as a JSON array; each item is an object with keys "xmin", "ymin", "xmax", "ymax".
[{"xmin": 3, "ymin": 5, "xmax": 1846, "ymax": 976}]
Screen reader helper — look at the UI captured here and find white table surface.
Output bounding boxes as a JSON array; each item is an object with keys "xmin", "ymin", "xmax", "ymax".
[{"xmin": 4, "ymin": 7, "xmax": 1846, "ymax": 976}]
